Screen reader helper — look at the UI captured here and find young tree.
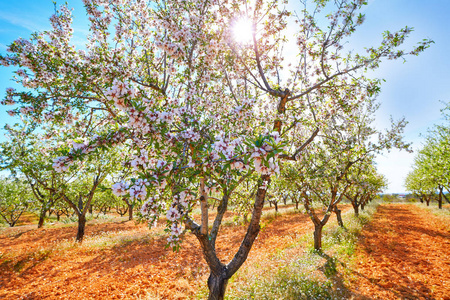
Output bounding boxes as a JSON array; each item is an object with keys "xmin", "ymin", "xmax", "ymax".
[
  {"xmin": 405, "ymin": 102, "xmax": 450, "ymax": 208},
  {"xmin": 0, "ymin": 177, "xmax": 32, "ymax": 227},
  {"xmin": 345, "ymin": 159, "xmax": 387, "ymax": 216},
  {"xmin": 282, "ymin": 98, "xmax": 410, "ymax": 250},
  {"xmin": 0, "ymin": 125, "xmax": 63, "ymax": 228},
  {"xmin": 0, "ymin": 0, "xmax": 431, "ymax": 298}
]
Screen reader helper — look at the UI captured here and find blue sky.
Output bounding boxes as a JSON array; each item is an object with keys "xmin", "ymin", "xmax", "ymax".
[{"xmin": 0, "ymin": 0, "xmax": 449, "ymax": 193}]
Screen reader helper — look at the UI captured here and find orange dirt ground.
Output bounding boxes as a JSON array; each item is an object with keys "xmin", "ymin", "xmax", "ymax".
[
  {"xmin": 349, "ymin": 204, "xmax": 450, "ymax": 300},
  {"xmin": 0, "ymin": 205, "xmax": 349, "ymax": 300}
]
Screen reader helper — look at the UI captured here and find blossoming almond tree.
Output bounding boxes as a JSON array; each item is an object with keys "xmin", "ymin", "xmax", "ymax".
[
  {"xmin": 0, "ymin": 121, "xmax": 122, "ymax": 240},
  {"xmin": 0, "ymin": 0, "xmax": 432, "ymax": 298},
  {"xmin": 281, "ymin": 98, "xmax": 411, "ymax": 250},
  {"xmin": 0, "ymin": 124, "xmax": 64, "ymax": 228},
  {"xmin": 344, "ymin": 159, "xmax": 387, "ymax": 216},
  {"xmin": 0, "ymin": 177, "xmax": 32, "ymax": 227}
]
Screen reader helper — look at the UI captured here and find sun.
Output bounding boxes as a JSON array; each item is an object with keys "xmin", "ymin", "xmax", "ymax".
[{"xmin": 232, "ymin": 18, "xmax": 254, "ymax": 44}]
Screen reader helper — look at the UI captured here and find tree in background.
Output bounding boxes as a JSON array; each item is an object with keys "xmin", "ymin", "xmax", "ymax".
[
  {"xmin": 281, "ymin": 97, "xmax": 409, "ymax": 250},
  {"xmin": 0, "ymin": 177, "xmax": 32, "ymax": 227},
  {"xmin": 0, "ymin": 124, "xmax": 63, "ymax": 228},
  {"xmin": 405, "ymin": 103, "xmax": 450, "ymax": 208},
  {"xmin": 345, "ymin": 159, "xmax": 387, "ymax": 216}
]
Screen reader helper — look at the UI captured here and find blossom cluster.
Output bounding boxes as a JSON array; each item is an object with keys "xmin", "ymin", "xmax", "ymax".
[
  {"xmin": 52, "ymin": 156, "xmax": 74, "ymax": 173},
  {"xmin": 251, "ymin": 132, "xmax": 283, "ymax": 175}
]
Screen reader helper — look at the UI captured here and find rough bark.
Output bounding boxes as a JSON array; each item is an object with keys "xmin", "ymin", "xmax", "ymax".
[
  {"xmin": 314, "ymin": 223, "xmax": 323, "ymax": 251},
  {"xmin": 353, "ymin": 204, "xmax": 359, "ymax": 217},
  {"xmin": 335, "ymin": 206, "xmax": 344, "ymax": 228},
  {"xmin": 200, "ymin": 177, "xmax": 209, "ymax": 236},
  {"xmin": 207, "ymin": 270, "xmax": 229, "ymax": 300},
  {"xmin": 76, "ymin": 214, "xmax": 86, "ymax": 242},
  {"xmin": 37, "ymin": 208, "xmax": 46, "ymax": 228},
  {"xmin": 128, "ymin": 203, "xmax": 133, "ymax": 220}
]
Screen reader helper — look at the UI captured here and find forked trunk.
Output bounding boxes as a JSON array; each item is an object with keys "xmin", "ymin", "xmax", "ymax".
[
  {"xmin": 207, "ymin": 272, "xmax": 229, "ymax": 300},
  {"xmin": 313, "ymin": 223, "xmax": 323, "ymax": 251},
  {"xmin": 76, "ymin": 214, "xmax": 86, "ymax": 242}
]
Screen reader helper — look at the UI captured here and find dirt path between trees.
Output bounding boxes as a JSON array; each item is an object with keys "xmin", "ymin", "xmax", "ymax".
[
  {"xmin": 349, "ymin": 204, "xmax": 450, "ymax": 300},
  {"xmin": 0, "ymin": 205, "xmax": 350, "ymax": 299}
]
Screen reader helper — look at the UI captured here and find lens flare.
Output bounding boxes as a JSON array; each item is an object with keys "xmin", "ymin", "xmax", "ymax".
[{"xmin": 233, "ymin": 18, "xmax": 254, "ymax": 44}]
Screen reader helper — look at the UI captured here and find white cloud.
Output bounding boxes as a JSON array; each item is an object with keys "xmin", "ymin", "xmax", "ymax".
[{"xmin": 0, "ymin": 11, "xmax": 46, "ymax": 32}]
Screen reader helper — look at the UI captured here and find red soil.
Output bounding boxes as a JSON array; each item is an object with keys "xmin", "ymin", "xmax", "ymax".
[
  {"xmin": 350, "ymin": 204, "xmax": 450, "ymax": 300},
  {"xmin": 0, "ymin": 205, "xmax": 347, "ymax": 300}
]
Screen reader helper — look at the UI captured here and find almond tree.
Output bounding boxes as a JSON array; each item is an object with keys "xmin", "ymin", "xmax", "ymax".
[
  {"xmin": 0, "ymin": 177, "xmax": 32, "ymax": 227},
  {"xmin": 0, "ymin": 125, "xmax": 63, "ymax": 228},
  {"xmin": 405, "ymin": 167, "xmax": 436, "ymax": 206},
  {"xmin": 405, "ymin": 103, "xmax": 450, "ymax": 208},
  {"xmin": 0, "ymin": 0, "xmax": 431, "ymax": 298},
  {"xmin": 345, "ymin": 159, "xmax": 387, "ymax": 216},
  {"xmin": 281, "ymin": 98, "xmax": 410, "ymax": 250}
]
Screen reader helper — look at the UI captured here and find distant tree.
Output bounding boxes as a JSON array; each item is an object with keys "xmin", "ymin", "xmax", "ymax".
[
  {"xmin": 0, "ymin": 125, "xmax": 63, "ymax": 228},
  {"xmin": 405, "ymin": 103, "xmax": 450, "ymax": 208},
  {"xmin": 0, "ymin": 177, "xmax": 32, "ymax": 227},
  {"xmin": 345, "ymin": 159, "xmax": 387, "ymax": 216}
]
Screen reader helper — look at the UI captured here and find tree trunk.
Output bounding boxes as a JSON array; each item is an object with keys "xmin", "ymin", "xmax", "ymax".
[
  {"xmin": 353, "ymin": 204, "xmax": 359, "ymax": 217},
  {"xmin": 37, "ymin": 208, "xmax": 46, "ymax": 229},
  {"xmin": 76, "ymin": 214, "xmax": 87, "ymax": 242},
  {"xmin": 313, "ymin": 223, "xmax": 323, "ymax": 251},
  {"xmin": 439, "ymin": 187, "xmax": 443, "ymax": 209},
  {"xmin": 128, "ymin": 203, "xmax": 133, "ymax": 220},
  {"xmin": 274, "ymin": 202, "xmax": 278, "ymax": 212},
  {"xmin": 335, "ymin": 207, "xmax": 344, "ymax": 228},
  {"xmin": 207, "ymin": 272, "xmax": 229, "ymax": 300},
  {"xmin": 295, "ymin": 201, "xmax": 299, "ymax": 210}
]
